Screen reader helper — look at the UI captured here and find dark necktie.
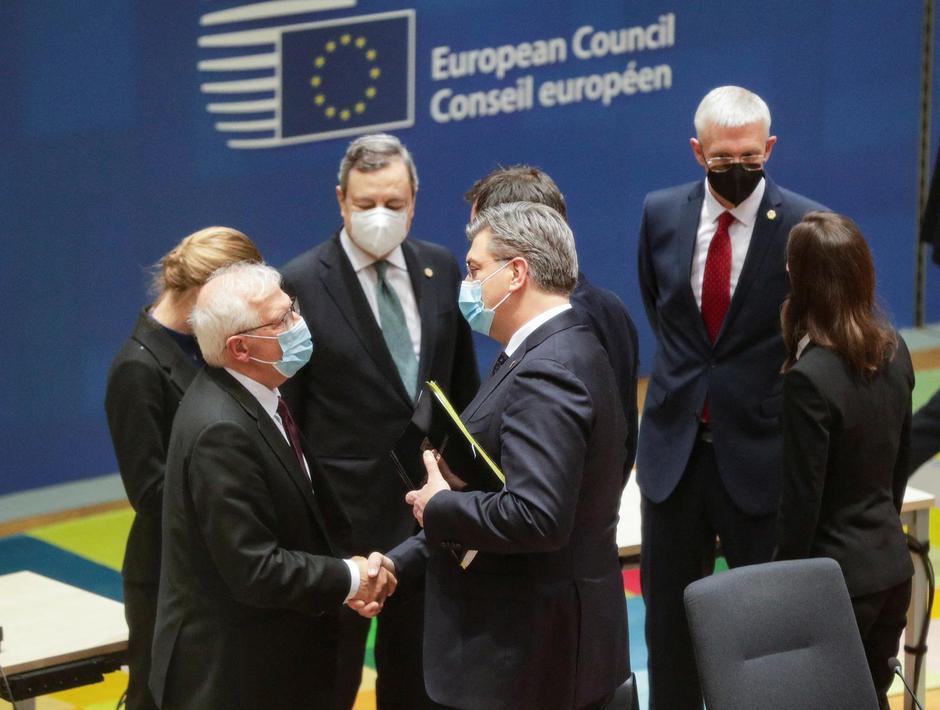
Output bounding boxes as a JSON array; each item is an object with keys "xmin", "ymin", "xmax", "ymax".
[
  {"xmin": 277, "ymin": 397, "xmax": 309, "ymax": 479},
  {"xmin": 374, "ymin": 260, "xmax": 419, "ymax": 400},
  {"xmin": 701, "ymin": 211, "xmax": 735, "ymax": 342},
  {"xmin": 700, "ymin": 211, "xmax": 734, "ymax": 423},
  {"xmin": 490, "ymin": 351, "xmax": 509, "ymax": 377}
]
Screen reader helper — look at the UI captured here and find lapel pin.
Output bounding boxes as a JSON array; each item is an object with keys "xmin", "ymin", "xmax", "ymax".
[
  {"xmin": 424, "ymin": 267, "xmax": 434, "ymax": 278},
  {"xmin": 766, "ymin": 209, "xmax": 777, "ymax": 221}
]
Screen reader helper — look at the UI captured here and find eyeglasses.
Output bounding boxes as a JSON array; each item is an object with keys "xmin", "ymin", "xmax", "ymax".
[
  {"xmin": 465, "ymin": 259, "xmax": 508, "ymax": 281},
  {"xmin": 705, "ymin": 155, "xmax": 765, "ymax": 173},
  {"xmin": 238, "ymin": 297, "xmax": 299, "ymax": 335}
]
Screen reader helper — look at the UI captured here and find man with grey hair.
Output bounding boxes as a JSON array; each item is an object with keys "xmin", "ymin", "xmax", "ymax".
[
  {"xmin": 281, "ymin": 134, "xmax": 479, "ymax": 709},
  {"xmin": 150, "ymin": 262, "xmax": 396, "ymax": 710},
  {"xmin": 386, "ymin": 201, "xmax": 630, "ymax": 709},
  {"xmin": 637, "ymin": 85, "xmax": 825, "ymax": 708}
]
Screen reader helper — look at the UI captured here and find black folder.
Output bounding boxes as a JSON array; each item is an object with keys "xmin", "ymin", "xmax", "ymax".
[{"xmin": 390, "ymin": 381, "xmax": 505, "ymax": 492}]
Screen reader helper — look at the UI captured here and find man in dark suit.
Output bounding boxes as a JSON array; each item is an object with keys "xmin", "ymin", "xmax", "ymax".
[
  {"xmin": 389, "ymin": 202, "xmax": 629, "ymax": 710},
  {"xmin": 464, "ymin": 165, "xmax": 640, "ymax": 479},
  {"xmin": 911, "ymin": 389, "xmax": 940, "ymax": 473},
  {"xmin": 280, "ymin": 134, "xmax": 479, "ymax": 709},
  {"xmin": 150, "ymin": 262, "xmax": 395, "ymax": 710},
  {"xmin": 636, "ymin": 86, "xmax": 825, "ymax": 709}
]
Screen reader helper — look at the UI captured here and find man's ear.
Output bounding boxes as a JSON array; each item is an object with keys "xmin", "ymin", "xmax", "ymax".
[
  {"xmin": 509, "ymin": 257, "xmax": 529, "ymax": 291},
  {"xmin": 226, "ymin": 335, "xmax": 251, "ymax": 363}
]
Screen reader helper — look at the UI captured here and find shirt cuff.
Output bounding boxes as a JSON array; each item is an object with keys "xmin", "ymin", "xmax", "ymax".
[{"xmin": 343, "ymin": 558, "xmax": 360, "ymax": 602}]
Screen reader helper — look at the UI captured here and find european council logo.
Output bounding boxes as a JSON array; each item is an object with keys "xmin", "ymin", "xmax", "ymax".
[{"xmin": 198, "ymin": 2, "xmax": 415, "ymax": 149}]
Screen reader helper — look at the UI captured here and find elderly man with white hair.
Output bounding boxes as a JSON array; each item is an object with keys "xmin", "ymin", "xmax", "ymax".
[
  {"xmin": 636, "ymin": 86, "xmax": 826, "ymax": 709},
  {"xmin": 149, "ymin": 261, "xmax": 396, "ymax": 710}
]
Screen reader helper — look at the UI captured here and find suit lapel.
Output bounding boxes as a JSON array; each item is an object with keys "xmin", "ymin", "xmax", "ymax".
[
  {"xmin": 402, "ymin": 240, "xmax": 438, "ymax": 388},
  {"xmin": 132, "ymin": 312, "xmax": 199, "ymax": 394},
  {"xmin": 717, "ymin": 178, "xmax": 785, "ymax": 343},
  {"xmin": 210, "ymin": 369, "xmax": 331, "ymax": 537},
  {"xmin": 462, "ymin": 310, "xmax": 580, "ymax": 420},
  {"xmin": 317, "ymin": 236, "xmax": 413, "ymax": 407},
  {"xmin": 676, "ymin": 183, "xmax": 712, "ymax": 346}
]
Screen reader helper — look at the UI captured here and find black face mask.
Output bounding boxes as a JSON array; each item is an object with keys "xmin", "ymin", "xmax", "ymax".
[{"xmin": 706, "ymin": 164, "xmax": 763, "ymax": 206}]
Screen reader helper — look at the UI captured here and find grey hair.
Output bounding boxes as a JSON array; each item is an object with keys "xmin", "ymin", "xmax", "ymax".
[
  {"xmin": 337, "ymin": 133, "xmax": 419, "ymax": 195},
  {"xmin": 466, "ymin": 202, "xmax": 578, "ymax": 296},
  {"xmin": 693, "ymin": 86, "xmax": 771, "ymax": 138},
  {"xmin": 189, "ymin": 261, "xmax": 282, "ymax": 367}
]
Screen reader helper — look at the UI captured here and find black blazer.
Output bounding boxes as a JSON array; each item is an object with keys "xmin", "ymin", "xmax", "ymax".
[
  {"xmin": 280, "ymin": 232, "xmax": 479, "ymax": 554},
  {"xmin": 570, "ymin": 272, "xmax": 640, "ymax": 480},
  {"xmin": 775, "ymin": 339, "xmax": 915, "ymax": 597},
  {"xmin": 390, "ymin": 310, "xmax": 629, "ymax": 710},
  {"xmin": 104, "ymin": 311, "xmax": 199, "ymax": 584},
  {"xmin": 637, "ymin": 178, "xmax": 825, "ymax": 514},
  {"xmin": 150, "ymin": 367, "xmax": 352, "ymax": 710}
]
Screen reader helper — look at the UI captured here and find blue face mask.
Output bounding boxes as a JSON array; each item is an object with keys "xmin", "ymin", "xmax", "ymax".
[
  {"xmin": 244, "ymin": 317, "xmax": 314, "ymax": 377},
  {"xmin": 458, "ymin": 261, "xmax": 512, "ymax": 336}
]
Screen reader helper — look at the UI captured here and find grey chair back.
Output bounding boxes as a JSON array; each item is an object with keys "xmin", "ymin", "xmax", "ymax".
[{"xmin": 683, "ymin": 558, "xmax": 878, "ymax": 710}]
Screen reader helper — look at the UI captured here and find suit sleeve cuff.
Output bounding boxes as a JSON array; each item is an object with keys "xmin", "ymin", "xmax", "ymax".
[{"xmin": 343, "ymin": 558, "xmax": 359, "ymax": 602}]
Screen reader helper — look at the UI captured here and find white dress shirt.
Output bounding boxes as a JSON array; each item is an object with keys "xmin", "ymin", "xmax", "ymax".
[
  {"xmin": 340, "ymin": 228, "xmax": 422, "ymax": 360},
  {"xmin": 504, "ymin": 303, "xmax": 573, "ymax": 357},
  {"xmin": 690, "ymin": 177, "xmax": 766, "ymax": 309},
  {"xmin": 225, "ymin": 367, "xmax": 359, "ymax": 601}
]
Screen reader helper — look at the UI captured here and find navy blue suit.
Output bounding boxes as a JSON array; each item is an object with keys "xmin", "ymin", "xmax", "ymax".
[
  {"xmin": 636, "ymin": 177, "xmax": 824, "ymax": 709},
  {"xmin": 570, "ymin": 273, "xmax": 639, "ymax": 480},
  {"xmin": 390, "ymin": 309, "xmax": 629, "ymax": 710}
]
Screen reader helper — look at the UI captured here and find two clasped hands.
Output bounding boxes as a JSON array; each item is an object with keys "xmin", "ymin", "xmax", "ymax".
[{"xmin": 346, "ymin": 450, "xmax": 458, "ymax": 619}]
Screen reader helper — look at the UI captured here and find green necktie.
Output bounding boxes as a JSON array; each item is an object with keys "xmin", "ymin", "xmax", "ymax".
[{"xmin": 374, "ymin": 260, "xmax": 418, "ymax": 400}]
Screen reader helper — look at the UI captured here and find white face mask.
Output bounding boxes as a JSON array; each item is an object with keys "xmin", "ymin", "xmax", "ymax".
[{"xmin": 348, "ymin": 207, "xmax": 409, "ymax": 258}]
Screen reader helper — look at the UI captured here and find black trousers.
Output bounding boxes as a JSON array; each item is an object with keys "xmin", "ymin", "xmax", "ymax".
[
  {"xmin": 852, "ymin": 578, "xmax": 912, "ymax": 710},
  {"xmin": 331, "ymin": 589, "xmax": 431, "ymax": 710},
  {"xmin": 640, "ymin": 438, "xmax": 776, "ymax": 710},
  {"xmin": 122, "ymin": 580, "xmax": 159, "ymax": 710}
]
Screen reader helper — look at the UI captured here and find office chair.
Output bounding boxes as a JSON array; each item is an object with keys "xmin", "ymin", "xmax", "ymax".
[{"xmin": 683, "ymin": 558, "xmax": 878, "ymax": 710}]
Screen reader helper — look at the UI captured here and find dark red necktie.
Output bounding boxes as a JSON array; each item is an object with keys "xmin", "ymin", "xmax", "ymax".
[
  {"xmin": 277, "ymin": 397, "xmax": 309, "ymax": 479},
  {"xmin": 700, "ymin": 211, "xmax": 734, "ymax": 422}
]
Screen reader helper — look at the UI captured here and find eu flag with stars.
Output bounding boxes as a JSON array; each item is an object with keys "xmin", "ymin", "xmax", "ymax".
[{"xmin": 281, "ymin": 13, "xmax": 412, "ymax": 140}]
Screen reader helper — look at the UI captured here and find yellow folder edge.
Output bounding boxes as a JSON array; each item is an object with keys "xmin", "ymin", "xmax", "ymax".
[{"xmin": 427, "ymin": 381, "xmax": 505, "ymax": 485}]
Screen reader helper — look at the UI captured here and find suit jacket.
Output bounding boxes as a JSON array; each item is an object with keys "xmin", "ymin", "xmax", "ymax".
[
  {"xmin": 570, "ymin": 272, "xmax": 640, "ymax": 480},
  {"xmin": 637, "ymin": 178, "xmax": 825, "ymax": 515},
  {"xmin": 280, "ymin": 232, "xmax": 479, "ymax": 554},
  {"xmin": 104, "ymin": 311, "xmax": 199, "ymax": 584},
  {"xmin": 150, "ymin": 367, "xmax": 352, "ymax": 710},
  {"xmin": 389, "ymin": 309, "xmax": 629, "ymax": 710},
  {"xmin": 775, "ymin": 339, "xmax": 915, "ymax": 597},
  {"xmin": 911, "ymin": 387, "xmax": 940, "ymax": 473}
]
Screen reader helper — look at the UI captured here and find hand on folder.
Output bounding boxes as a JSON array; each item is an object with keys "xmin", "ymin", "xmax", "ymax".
[
  {"xmin": 346, "ymin": 551, "xmax": 398, "ymax": 618},
  {"xmin": 405, "ymin": 450, "xmax": 453, "ymax": 527}
]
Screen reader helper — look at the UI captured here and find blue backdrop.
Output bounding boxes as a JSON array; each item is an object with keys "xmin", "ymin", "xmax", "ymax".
[{"xmin": 2, "ymin": 0, "xmax": 937, "ymax": 494}]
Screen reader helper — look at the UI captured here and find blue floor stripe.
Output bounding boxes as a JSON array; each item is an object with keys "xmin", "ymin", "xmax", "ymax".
[{"xmin": 0, "ymin": 534, "xmax": 123, "ymax": 602}]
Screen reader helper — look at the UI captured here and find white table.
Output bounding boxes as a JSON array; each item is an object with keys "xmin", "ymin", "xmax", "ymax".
[
  {"xmin": 0, "ymin": 571, "xmax": 128, "ymax": 709},
  {"xmin": 617, "ymin": 481, "xmax": 935, "ymax": 710}
]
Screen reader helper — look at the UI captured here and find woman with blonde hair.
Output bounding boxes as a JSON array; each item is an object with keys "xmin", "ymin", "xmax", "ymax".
[
  {"xmin": 775, "ymin": 211, "xmax": 914, "ymax": 709},
  {"xmin": 104, "ymin": 227, "xmax": 261, "ymax": 710}
]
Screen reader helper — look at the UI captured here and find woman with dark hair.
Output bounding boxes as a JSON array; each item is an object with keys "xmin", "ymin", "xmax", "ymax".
[
  {"xmin": 104, "ymin": 227, "xmax": 261, "ymax": 710},
  {"xmin": 775, "ymin": 211, "xmax": 914, "ymax": 709}
]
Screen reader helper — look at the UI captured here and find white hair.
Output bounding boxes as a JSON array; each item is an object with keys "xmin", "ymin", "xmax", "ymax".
[
  {"xmin": 189, "ymin": 261, "xmax": 282, "ymax": 367},
  {"xmin": 694, "ymin": 86, "xmax": 771, "ymax": 138},
  {"xmin": 337, "ymin": 133, "xmax": 419, "ymax": 195}
]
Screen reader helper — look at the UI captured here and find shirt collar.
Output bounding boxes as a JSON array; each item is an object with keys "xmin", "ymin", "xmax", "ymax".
[
  {"xmin": 504, "ymin": 303, "xmax": 572, "ymax": 357},
  {"xmin": 702, "ymin": 176, "xmax": 766, "ymax": 230},
  {"xmin": 795, "ymin": 334, "xmax": 812, "ymax": 360},
  {"xmin": 225, "ymin": 367, "xmax": 280, "ymax": 419},
  {"xmin": 339, "ymin": 227, "xmax": 407, "ymax": 273}
]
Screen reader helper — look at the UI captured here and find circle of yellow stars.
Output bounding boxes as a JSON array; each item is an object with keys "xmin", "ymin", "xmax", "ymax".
[{"xmin": 309, "ymin": 33, "xmax": 381, "ymax": 122}]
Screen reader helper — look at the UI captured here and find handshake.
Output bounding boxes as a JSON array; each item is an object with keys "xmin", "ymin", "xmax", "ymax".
[{"xmin": 347, "ymin": 551, "xmax": 398, "ymax": 618}]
